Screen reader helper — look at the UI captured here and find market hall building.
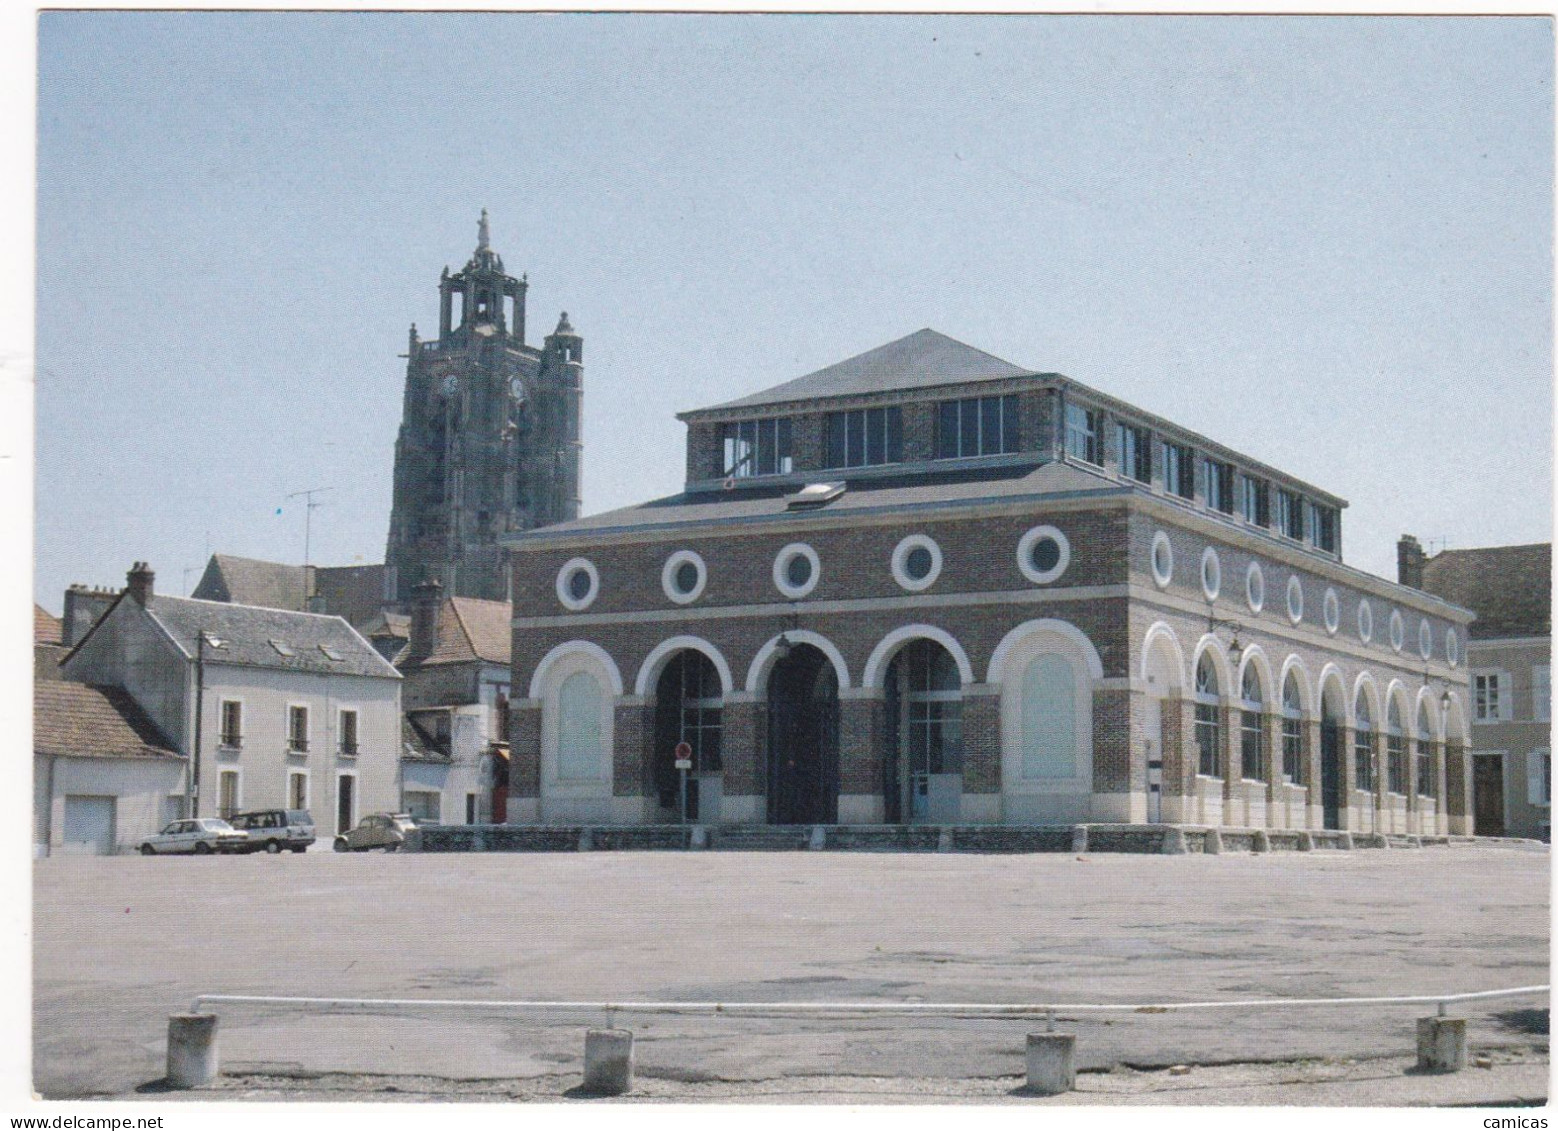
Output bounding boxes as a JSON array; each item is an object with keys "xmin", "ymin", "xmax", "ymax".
[{"xmin": 502, "ymin": 330, "xmax": 1475, "ymax": 834}]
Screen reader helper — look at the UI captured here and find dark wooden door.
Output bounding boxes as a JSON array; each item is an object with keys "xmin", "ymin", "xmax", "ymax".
[
  {"xmin": 766, "ymin": 645, "xmax": 839, "ymax": 825},
  {"xmin": 1473, "ymin": 754, "xmax": 1506, "ymax": 837},
  {"xmin": 1320, "ymin": 720, "xmax": 1343, "ymax": 830}
]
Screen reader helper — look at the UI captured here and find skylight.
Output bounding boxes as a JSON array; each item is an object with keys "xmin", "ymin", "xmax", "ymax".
[
  {"xmin": 268, "ymin": 639, "xmax": 295, "ymax": 657},
  {"xmin": 786, "ymin": 482, "xmax": 846, "ymax": 510},
  {"xmin": 318, "ymin": 644, "xmax": 344, "ymax": 661}
]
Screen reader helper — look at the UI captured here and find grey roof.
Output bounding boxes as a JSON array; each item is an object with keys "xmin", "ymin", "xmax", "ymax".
[
  {"xmin": 689, "ymin": 329, "xmax": 1035, "ymax": 414},
  {"xmin": 1421, "ymin": 543, "xmax": 1551, "ymax": 640},
  {"xmin": 145, "ymin": 595, "xmax": 400, "ymax": 680},
  {"xmin": 510, "ymin": 459, "xmax": 1118, "ymax": 541},
  {"xmin": 192, "ymin": 554, "xmax": 310, "ymax": 612}
]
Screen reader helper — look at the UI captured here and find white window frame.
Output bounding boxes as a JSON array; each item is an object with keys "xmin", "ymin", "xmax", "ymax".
[
  {"xmin": 556, "ymin": 557, "xmax": 600, "ymax": 611},
  {"xmin": 286, "ymin": 768, "xmax": 310, "ymax": 812},
  {"xmin": 216, "ymin": 767, "xmax": 242, "ymax": 821},
  {"xmin": 891, "ymin": 534, "xmax": 944, "ymax": 593},
  {"xmin": 1017, "ymin": 525, "xmax": 1071, "ymax": 586},
  {"xmin": 286, "ymin": 702, "xmax": 311, "ymax": 753},
  {"xmin": 1473, "ymin": 669, "xmax": 1512, "ymax": 723},
  {"xmin": 217, "ymin": 698, "xmax": 244, "ymax": 750},
  {"xmin": 1528, "ymin": 749, "xmax": 1551, "ymax": 807},
  {"xmin": 338, "ymin": 706, "xmax": 360, "ymax": 757},
  {"xmin": 773, "ymin": 542, "xmax": 822, "ymax": 600},
  {"xmin": 661, "ymin": 549, "xmax": 709, "ymax": 606},
  {"xmin": 1533, "ymin": 665, "xmax": 1551, "ymax": 724}
]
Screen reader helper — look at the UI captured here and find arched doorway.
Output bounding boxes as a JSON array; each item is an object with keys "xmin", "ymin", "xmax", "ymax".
[
  {"xmin": 1320, "ymin": 679, "xmax": 1346, "ymax": 830},
  {"xmin": 652, "ymin": 650, "xmax": 723, "ymax": 822},
  {"xmin": 882, "ymin": 639, "xmax": 963, "ymax": 823},
  {"xmin": 767, "ymin": 643, "xmax": 839, "ymax": 824}
]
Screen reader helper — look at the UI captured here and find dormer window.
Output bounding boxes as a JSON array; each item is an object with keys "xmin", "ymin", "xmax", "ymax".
[
  {"xmin": 825, "ymin": 407, "xmax": 902, "ymax": 469},
  {"xmin": 722, "ymin": 418, "xmax": 793, "ymax": 478},
  {"xmin": 1064, "ymin": 403, "xmax": 1100, "ymax": 466},
  {"xmin": 1117, "ymin": 422, "xmax": 1151, "ymax": 483},
  {"xmin": 1162, "ymin": 441, "xmax": 1195, "ymax": 500},
  {"xmin": 1276, "ymin": 489, "xmax": 1305, "ymax": 541},
  {"xmin": 1240, "ymin": 475, "xmax": 1269, "ymax": 526},
  {"xmin": 1203, "ymin": 458, "xmax": 1234, "ymax": 515},
  {"xmin": 936, "ymin": 395, "xmax": 1018, "ymax": 459}
]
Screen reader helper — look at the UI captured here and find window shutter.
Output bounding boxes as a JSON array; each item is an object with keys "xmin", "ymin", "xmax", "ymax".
[{"xmin": 1528, "ymin": 751, "xmax": 1547, "ymax": 806}]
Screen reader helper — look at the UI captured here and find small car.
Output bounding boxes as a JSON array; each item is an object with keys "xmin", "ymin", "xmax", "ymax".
[
  {"xmin": 228, "ymin": 809, "xmax": 316, "ymax": 854},
  {"xmin": 139, "ymin": 818, "xmax": 250, "ymax": 856},
  {"xmin": 333, "ymin": 812, "xmax": 417, "ymax": 852}
]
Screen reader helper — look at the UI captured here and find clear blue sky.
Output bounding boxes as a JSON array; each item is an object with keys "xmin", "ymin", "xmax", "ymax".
[{"xmin": 34, "ymin": 12, "xmax": 1553, "ymax": 612}]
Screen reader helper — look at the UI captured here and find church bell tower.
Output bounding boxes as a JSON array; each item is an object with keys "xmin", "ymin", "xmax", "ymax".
[{"xmin": 385, "ymin": 212, "xmax": 583, "ymax": 603}]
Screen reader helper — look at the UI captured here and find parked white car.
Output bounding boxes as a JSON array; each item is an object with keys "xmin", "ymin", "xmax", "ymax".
[{"xmin": 139, "ymin": 818, "xmax": 250, "ymax": 856}]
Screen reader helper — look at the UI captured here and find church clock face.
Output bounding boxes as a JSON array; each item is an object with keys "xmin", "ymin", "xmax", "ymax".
[
  {"xmin": 508, "ymin": 376, "xmax": 525, "ymax": 401},
  {"xmin": 441, "ymin": 374, "xmax": 459, "ymax": 398}
]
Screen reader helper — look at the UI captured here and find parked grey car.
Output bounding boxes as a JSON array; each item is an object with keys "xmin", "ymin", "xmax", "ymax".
[
  {"xmin": 139, "ymin": 818, "xmax": 249, "ymax": 856},
  {"xmin": 333, "ymin": 813, "xmax": 417, "ymax": 852}
]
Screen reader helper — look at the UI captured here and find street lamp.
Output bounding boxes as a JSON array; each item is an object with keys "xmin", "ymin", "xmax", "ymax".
[{"xmin": 190, "ymin": 630, "xmax": 226, "ymax": 818}]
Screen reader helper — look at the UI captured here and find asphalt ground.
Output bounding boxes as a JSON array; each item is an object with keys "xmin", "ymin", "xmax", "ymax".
[{"xmin": 30, "ymin": 840, "xmax": 1550, "ymax": 1106}]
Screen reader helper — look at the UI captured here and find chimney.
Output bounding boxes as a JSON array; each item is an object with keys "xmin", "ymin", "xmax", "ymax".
[
  {"xmin": 126, "ymin": 561, "xmax": 155, "ymax": 606},
  {"xmin": 1397, "ymin": 535, "xmax": 1426, "ymax": 590},
  {"xmin": 409, "ymin": 578, "xmax": 443, "ymax": 657}
]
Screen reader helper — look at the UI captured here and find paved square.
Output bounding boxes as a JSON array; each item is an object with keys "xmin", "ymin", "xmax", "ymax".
[{"xmin": 32, "ymin": 842, "xmax": 1549, "ymax": 1100}]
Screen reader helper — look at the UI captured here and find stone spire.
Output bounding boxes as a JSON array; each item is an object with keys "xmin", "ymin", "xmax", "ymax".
[{"xmin": 477, "ymin": 208, "xmax": 490, "ymax": 253}]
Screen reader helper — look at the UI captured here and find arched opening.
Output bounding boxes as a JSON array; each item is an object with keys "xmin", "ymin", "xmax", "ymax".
[
  {"xmin": 1320, "ymin": 677, "xmax": 1346, "ymax": 829},
  {"xmin": 652, "ymin": 651, "xmax": 723, "ymax": 822},
  {"xmin": 1353, "ymin": 690, "xmax": 1375, "ymax": 794},
  {"xmin": 1141, "ymin": 625, "xmax": 1185, "ymax": 824},
  {"xmin": 1239, "ymin": 664, "xmax": 1266, "ymax": 783},
  {"xmin": 1416, "ymin": 701, "xmax": 1436, "ymax": 802},
  {"xmin": 1193, "ymin": 651, "xmax": 1223, "ymax": 779},
  {"xmin": 1385, "ymin": 697, "xmax": 1406, "ymax": 797},
  {"xmin": 882, "ymin": 638, "xmax": 963, "ymax": 823},
  {"xmin": 1281, "ymin": 672, "xmax": 1305, "ymax": 786},
  {"xmin": 766, "ymin": 643, "xmax": 840, "ymax": 825}
]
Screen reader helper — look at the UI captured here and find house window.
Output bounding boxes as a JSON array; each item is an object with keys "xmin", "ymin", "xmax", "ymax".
[
  {"xmin": 1240, "ymin": 666, "xmax": 1265, "ymax": 782},
  {"xmin": 339, "ymin": 709, "xmax": 359, "ymax": 756},
  {"xmin": 1203, "ymin": 458, "xmax": 1234, "ymax": 515},
  {"xmin": 1162, "ymin": 441, "xmax": 1195, "ymax": 500},
  {"xmin": 1354, "ymin": 696, "xmax": 1374, "ymax": 792},
  {"xmin": 1240, "ymin": 475, "xmax": 1269, "ymax": 526},
  {"xmin": 1528, "ymin": 750, "xmax": 1551, "ymax": 807},
  {"xmin": 721, "ymin": 417, "xmax": 793, "ymax": 478},
  {"xmin": 288, "ymin": 705, "xmax": 309, "ymax": 752},
  {"xmin": 1117, "ymin": 422, "xmax": 1151, "ymax": 483},
  {"xmin": 466, "ymin": 792, "xmax": 480, "ymax": 824},
  {"xmin": 1194, "ymin": 653, "xmax": 1222, "ymax": 778},
  {"xmin": 1534, "ymin": 665, "xmax": 1551, "ymax": 723},
  {"xmin": 1416, "ymin": 705, "xmax": 1435, "ymax": 799},
  {"xmin": 219, "ymin": 700, "xmax": 242, "ymax": 748},
  {"xmin": 825, "ymin": 406, "xmax": 902, "ymax": 468},
  {"xmin": 1474, "ymin": 672, "xmax": 1506, "ymax": 722},
  {"xmin": 1064, "ymin": 403, "xmax": 1101, "ymax": 465},
  {"xmin": 1386, "ymin": 701, "xmax": 1406, "ymax": 795},
  {"xmin": 218, "ymin": 770, "xmax": 240, "ymax": 821},
  {"xmin": 1276, "ymin": 490, "xmax": 1304, "ymax": 540},
  {"xmin": 403, "ymin": 790, "xmax": 440, "ymax": 823},
  {"xmin": 1304, "ymin": 502, "xmax": 1338, "ymax": 552},
  {"xmin": 1281, "ymin": 673, "xmax": 1304, "ymax": 784},
  {"xmin": 936, "ymin": 394, "xmax": 1018, "ymax": 459},
  {"xmin": 288, "ymin": 771, "xmax": 308, "ymax": 811}
]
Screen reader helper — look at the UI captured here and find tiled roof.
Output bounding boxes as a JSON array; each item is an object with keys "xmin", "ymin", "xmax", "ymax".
[
  {"xmin": 34, "ymin": 681, "xmax": 182, "ymax": 761},
  {"xmin": 401, "ymin": 597, "xmax": 512, "ymax": 668},
  {"xmin": 1421, "ymin": 543, "xmax": 1551, "ymax": 640},
  {"xmin": 402, "ymin": 717, "xmax": 451, "ymax": 763},
  {"xmin": 510, "ymin": 459, "xmax": 1117, "ymax": 540},
  {"xmin": 192, "ymin": 554, "xmax": 310, "ymax": 612},
  {"xmin": 34, "ymin": 605, "xmax": 62, "ymax": 645},
  {"xmin": 143, "ymin": 595, "xmax": 400, "ymax": 679},
  {"xmin": 688, "ymin": 329, "xmax": 1036, "ymax": 413}
]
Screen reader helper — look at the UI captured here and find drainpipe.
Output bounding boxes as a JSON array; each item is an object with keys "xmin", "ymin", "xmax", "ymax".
[{"xmin": 190, "ymin": 641, "xmax": 204, "ymax": 818}]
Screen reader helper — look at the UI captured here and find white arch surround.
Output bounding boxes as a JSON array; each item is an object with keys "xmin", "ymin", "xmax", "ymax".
[
  {"xmin": 744, "ymin": 630, "xmax": 852, "ymax": 694},
  {"xmin": 1384, "ymin": 679, "xmax": 1413, "ymax": 728},
  {"xmin": 1191, "ymin": 633, "xmax": 1234, "ymax": 699},
  {"xmin": 1235, "ymin": 644, "xmax": 1275, "ymax": 706},
  {"xmin": 990, "ymin": 618, "xmax": 1105, "ymax": 685},
  {"xmin": 1353, "ymin": 671, "xmax": 1381, "ymax": 724},
  {"xmin": 863, "ymin": 624, "xmax": 976, "ymax": 689},
  {"xmin": 1318, "ymin": 662, "xmax": 1351, "ymax": 727},
  {"xmin": 1444, "ymin": 693, "xmax": 1469, "ymax": 744},
  {"xmin": 1414, "ymin": 686, "xmax": 1446, "ymax": 742},
  {"xmin": 1278, "ymin": 654, "xmax": 1315, "ymax": 716},
  {"xmin": 529, "ymin": 640, "xmax": 625, "ymax": 701},
  {"xmin": 1139, "ymin": 620, "xmax": 1187, "ymax": 690},
  {"xmin": 634, "ymin": 635, "xmax": 736, "ymax": 698}
]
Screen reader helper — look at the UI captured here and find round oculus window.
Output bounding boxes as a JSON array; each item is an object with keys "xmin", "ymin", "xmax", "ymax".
[
  {"xmin": 891, "ymin": 534, "xmax": 943, "ymax": 592},
  {"xmin": 1358, "ymin": 599, "xmax": 1374, "ymax": 643},
  {"xmin": 661, "ymin": 550, "xmax": 708, "ymax": 606},
  {"xmin": 1017, "ymin": 525, "xmax": 1070, "ymax": 585},
  {"xmin": 1150, "ymin": 530, "xmax": 1174, "ymax": 588},
  {"xmin": 1200, "ymin": 547, "xmax": 1222, "ymax": 602},
  {"xmin": 1245, "ymin": 562, "xmax": 1264, "ymax": 613},
  {"xmin": 1323, "ymin": 588, "xmax": 1340, "ymax": 636},
  {"xmin": 1418, "ymin": 618, "xmax": 1433, "ymax": 660},
  {"xmin": 1446, "ymin": 628, "xmax": 1460, "ymax": 668},
  {"xmin": 555, "ymin": 557, "xmax": 599, "ymax": 611},
  {"xmin": 1389, "ymin": 609, "xmax": 1405, "ymax": 653},
  {"xmin": 1286, "ymin": 575, "xmax": 1304, "ymax": 624},
  {"xmin": 773, "ymin": 543, "xmax": 821, "ymax": 599}
]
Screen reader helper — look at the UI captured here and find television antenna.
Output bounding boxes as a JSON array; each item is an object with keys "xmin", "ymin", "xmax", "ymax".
[{"xmin": 286, "ymin": 487, "xmax": 336, "ymax": 606}]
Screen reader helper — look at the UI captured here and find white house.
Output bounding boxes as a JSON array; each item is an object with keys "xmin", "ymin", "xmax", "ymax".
[{"xmin": 61, "ymin": 563, "xmax": 402, "ymax": 837}]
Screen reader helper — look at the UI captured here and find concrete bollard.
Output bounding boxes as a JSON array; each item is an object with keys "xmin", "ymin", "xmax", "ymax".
[
  {"xmin": 582, "ymin": 1028, "xmax": 634, "ymax": 1094},
  {"xmin": 1339, "ymin": 832, "xmax": 1354, "ymax": 850},
  {"xmin": 1296, "ymin": 831, "xmax": 1314, "ymax": 852},
  {"xmin": 1071, "ymin": 825, "xmax": 1089, "ymax": 854},
  {"xmin": 166, "ymin": 1013, "xmax": 219, "ymax": 1088},
  {"xmin": 1203, "ymin": 829, "xmax": 1222, "ymax": 855},
  {"xmin": 689, "ymin": 825, "xmax": 707, "ymax": 850},
  {"xmin": 1160, "ymin": 826, "xmax": 1187, "ymax": 855},
  {"xmin": 808, "ymin": 825, "xmax": 827, "ymax": 850},
  {"xmin": 1025, "ymin": 1032, "xmax": 1076, "ymax": 1095},
  {"xmin": 1251, "ymin": 830, "xmax": 1270, "ymax": 853},
  {"xmin": 937, "ymin": 827, "xmax": 953, "ymax": 852},
  {"xmin": 1417, "ymin": 1016, "xmax": 1468, "ymax": 1073}
]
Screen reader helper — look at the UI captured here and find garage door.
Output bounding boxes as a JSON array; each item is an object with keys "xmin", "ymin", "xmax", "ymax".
[{"xmin": 63, "ymin": 796, "xmax": 116, "ymax": 856}]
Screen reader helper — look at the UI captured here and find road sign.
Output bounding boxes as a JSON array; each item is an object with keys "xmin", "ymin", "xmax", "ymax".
[{"xmin": 674, "ymin": 741, "xmax": 693, "ymax": 770}]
